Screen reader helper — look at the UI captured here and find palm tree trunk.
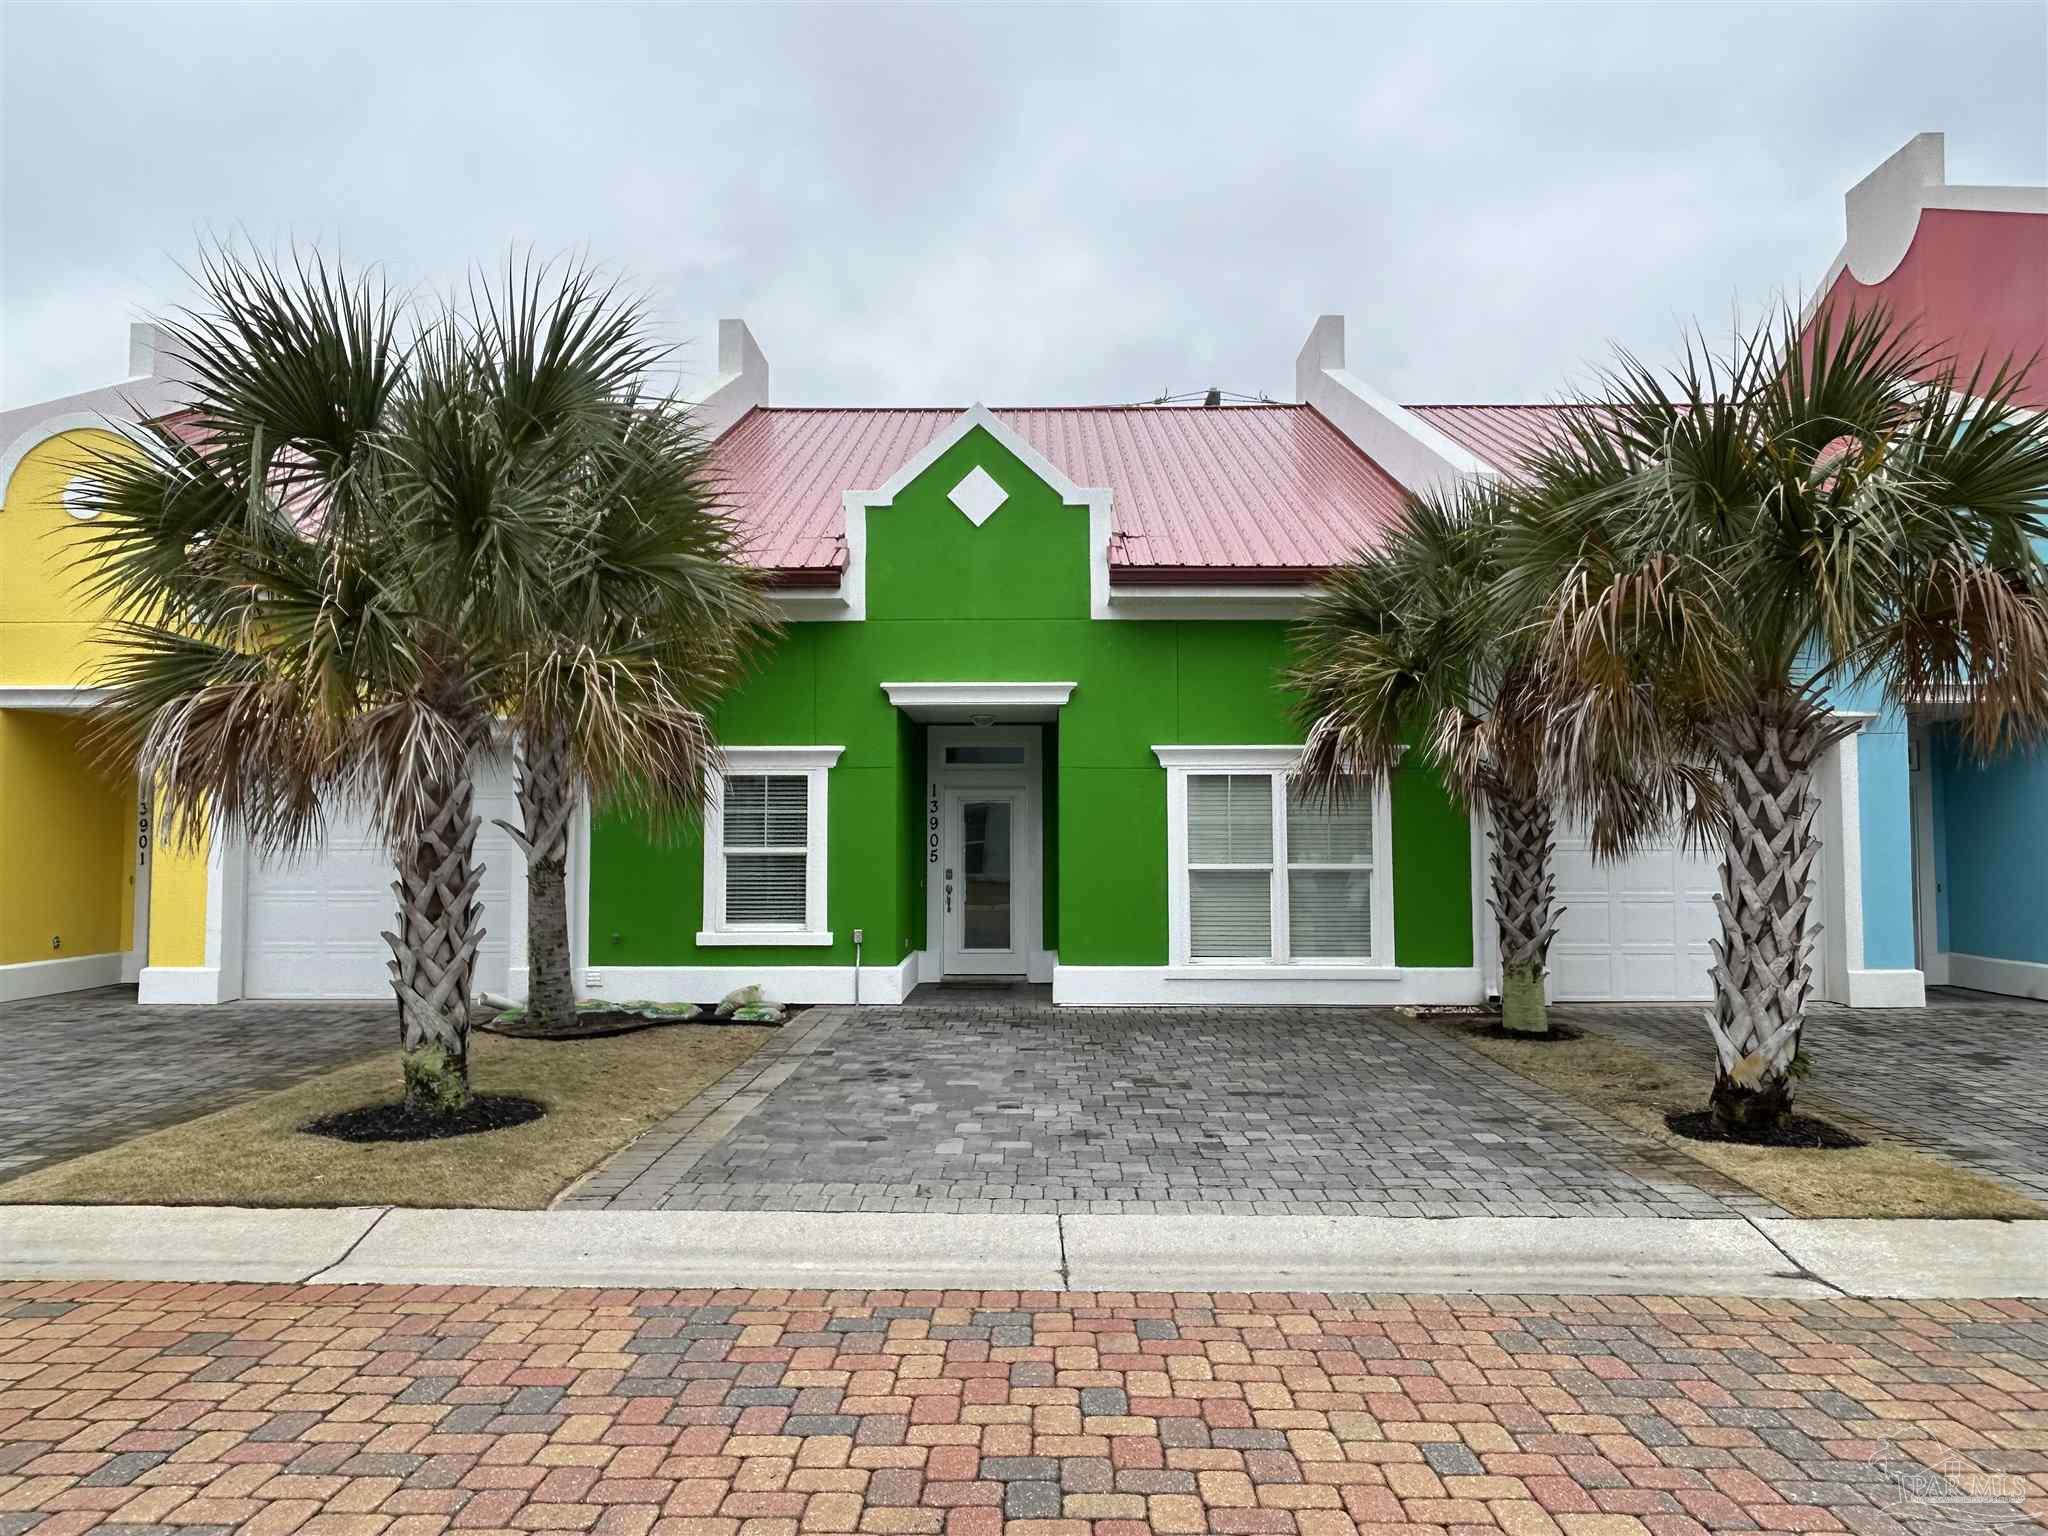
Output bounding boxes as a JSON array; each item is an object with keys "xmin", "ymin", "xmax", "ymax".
[
  {"xmin": 385, "ymin": 774, "xmax": 484, "ymax": 1114},
  {"xmin": 1490, "ymin": 788, "xmax": 1559, "ymax": 1035},
  {"xmin": 502, "ymin": 723, "xmax": 578, "ymax": 1035},
  {"xmin": 1706, "ymin": 694, "xmax": 1829, "ymax": 1136}
]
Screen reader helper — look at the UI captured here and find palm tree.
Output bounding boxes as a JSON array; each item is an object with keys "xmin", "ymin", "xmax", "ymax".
[
  {"xmin": 69, "ymin": 247, "xmax": 768, "ymax": 1104},
  {"xmin": 72, "ymin": 249, "xmax": 508, "ymax": 1113},
  {"xmin": 439, "ymin": 271, "xmax": 775, "ymax": 1035},
  {"xmin": 1508, "ymin": 305, "xmax": 2048, "ymax": 1134},
  {"xmin": 1292, "ymin": 483, "xmax": 1577, "ymax": 1034}
]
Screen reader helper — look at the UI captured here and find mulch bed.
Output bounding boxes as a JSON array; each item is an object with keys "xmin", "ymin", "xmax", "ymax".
[
  {"xmin": 1468, "ymin": 1020, "xmax": 1585, "ymax": 1045},
  {"xmin": 478, "ymin": 1012, "xmax": 689, "ymax": 1042},
  {"xmin": 1665, "ymin": 1109, "xmax": 1866, "ymax": 1150},
  {"xmin": 1426, "ymin": 1012, "xmax": 1585, "ymax": 1045},
  {"xmin": 302, "ymin": 1094, "xmax": 547, "ymax": 1143}
]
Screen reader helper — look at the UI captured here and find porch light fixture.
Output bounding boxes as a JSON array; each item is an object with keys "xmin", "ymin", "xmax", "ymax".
[{"xmin": 969, "ymin": 713, "xmax": 997, "ymax": 728}]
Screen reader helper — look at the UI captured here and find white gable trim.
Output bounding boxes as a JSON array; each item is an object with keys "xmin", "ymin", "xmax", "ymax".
[
  {"xmin": 0, "ymin": 323, "xmax": 193, "ymax": 502},
  {"xmin": 1295, "ymin": 315, "xmax": 1498, "ymax": 496},
  {"xmin": 0, "ymin": 410, "xmax": 159, "ymax": 507},
  {"xmin": 819, "ymin": 403, "xmax": 1118, "ymax": 623}
]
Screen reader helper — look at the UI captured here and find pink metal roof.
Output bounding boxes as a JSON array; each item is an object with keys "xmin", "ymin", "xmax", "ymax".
[
  {"xmin": 1405, "ymin": 404, "xmax": 1574, "ymax": 478},
  {"xmin": 709, "ymin": 404, "xmax": 1414, "ymax": 582}
]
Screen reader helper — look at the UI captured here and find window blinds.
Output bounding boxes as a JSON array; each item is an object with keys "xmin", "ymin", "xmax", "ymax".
[
  {"xmin": 1187, "ymin": 774, "xmax": 1273, "ymax": 958},
  {"xmin": 723, "ymin": 774, "xmax": 808, "ymax": 925},
  {"xmin": 1285, "ymin": 780, "xmax": 1371, "ymax": 958}
]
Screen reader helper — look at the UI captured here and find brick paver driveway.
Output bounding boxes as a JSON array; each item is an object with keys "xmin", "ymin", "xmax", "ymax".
[
  {"xmin": 567, "ymin": 1008, "xmax": 1766, "ymax": 1219},
  {"xmin": 0, "ymin": 987, "xmax": 389, "ymax": 1184},
  {"xmin": 1564, "ymin": 987, "xmax": 2048, "ymax": 1206},
  {"xmin": 2, "ymin": 1281, "xmax": 2043, "ymax": 1536}
]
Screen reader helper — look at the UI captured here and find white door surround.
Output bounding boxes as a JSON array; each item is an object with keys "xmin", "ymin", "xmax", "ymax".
[
  {"xmin": 122, "ymin": 785, "xmax": 152, "ymax": 984},
  {"xmin": 921, "ymin": 725, "xmax": 1051, "ymax": 983}
]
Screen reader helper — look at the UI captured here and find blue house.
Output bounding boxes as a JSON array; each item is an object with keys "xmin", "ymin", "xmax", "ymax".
[{"xmin": 1813, "ymin": 134, "xmax": 2048, "ymax": 1002}]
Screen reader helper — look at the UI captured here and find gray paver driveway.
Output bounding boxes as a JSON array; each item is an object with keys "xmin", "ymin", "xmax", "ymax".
[
  {"xmin": 568, "ymin": 1006, "xmax": 1773, "ymax": 1217},
  {"xmin": 0, "ymin": 985, "xmax": 388, "ymax": 1184}
]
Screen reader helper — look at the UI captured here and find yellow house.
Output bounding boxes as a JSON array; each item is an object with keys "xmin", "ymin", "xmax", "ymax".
[
  {"xmin": 2, "ymin": 324, "xmax": 534, "ymax": 1006},
  {"xmin": 0, "ymin": 326, "xmax": 216, "ymax": 1003}
]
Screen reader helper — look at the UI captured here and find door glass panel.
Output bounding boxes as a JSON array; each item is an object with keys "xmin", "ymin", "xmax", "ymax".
[
  {"xmin": 961, "ymin": 800, "xmax": 1012, "ymax": 950},
  {"xmin": 944, "ymin": 744, "xmax": 1027, "ymax": 766}
]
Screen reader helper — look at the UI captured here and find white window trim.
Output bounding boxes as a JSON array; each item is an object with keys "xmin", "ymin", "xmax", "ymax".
[
  {"xmin": 698, "ymin": 746, "xmax": 843, "ymax": 947},
  {"xmin": 1154, "ymin": 745, "xmax": 1397, "ymax": 978}
]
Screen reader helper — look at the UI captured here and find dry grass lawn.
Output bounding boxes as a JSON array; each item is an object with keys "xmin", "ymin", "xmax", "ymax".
[
  {"xmin": 1450, "ymin": 1021, "xmax": 2042, "ymax": 1219},
  {"xmin": 0, "ymin": 1024, "xmax": 773, "ymax": 1210}
]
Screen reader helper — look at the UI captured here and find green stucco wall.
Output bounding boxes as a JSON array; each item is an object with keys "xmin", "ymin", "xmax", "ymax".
[{"xmin": 588, "ymin": 425, "xmax": 1474, "ymax": 976}]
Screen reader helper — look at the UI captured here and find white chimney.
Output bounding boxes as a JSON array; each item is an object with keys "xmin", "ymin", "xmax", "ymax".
[{"xmin": 687, "ymin": 318, "xmax": 770, "ymax": 440}]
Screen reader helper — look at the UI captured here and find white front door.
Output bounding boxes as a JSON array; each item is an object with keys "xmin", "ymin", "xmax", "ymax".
[{"xmin": 942, "ymin": 788, "xmax": 1024, "ymax": 975}]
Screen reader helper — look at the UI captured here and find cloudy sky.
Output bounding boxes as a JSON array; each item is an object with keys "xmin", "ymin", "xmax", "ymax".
[{"xmin": 3, "ymin": 2, "xmax": 2043, "ymax": 413}]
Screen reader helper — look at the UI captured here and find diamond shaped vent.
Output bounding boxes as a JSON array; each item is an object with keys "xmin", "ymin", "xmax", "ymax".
[{"xmin": 947, "ymin": 466, "xmax": 1008, "ymax": 527}]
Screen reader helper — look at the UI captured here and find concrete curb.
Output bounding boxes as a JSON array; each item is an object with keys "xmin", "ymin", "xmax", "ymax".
[
  {"xmin": 326, "ymin": 1210, "xmax": 1067, "ymax": 1290},
  {"xmin": 0, "ymin": 1204, "xmax": 388, "ymax": 1282},
  {"xmin": 1757, "ymin": 1217, "xmax": 2048, "ymax": 1299},
  {"xmin": 2, "ymin": 1206, "xmax": 2041, "ymax": 1297},
  {"xmin": 1059, "ymin": 1214, "xmax": 1837, "ymax": 1297}
]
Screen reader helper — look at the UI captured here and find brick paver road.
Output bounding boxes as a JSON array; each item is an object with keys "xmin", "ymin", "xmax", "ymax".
[{"xmin": 3, "ymin": 1282, "xmax": 2045, "ymax": 1536}]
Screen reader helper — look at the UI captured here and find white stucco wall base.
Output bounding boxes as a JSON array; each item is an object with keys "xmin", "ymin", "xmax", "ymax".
[
  {"xmin": 137, "ymin": 965, "xmax": 234, "ymax": 1005},
  {"xmin": 1946, "ymin": 953, "xmax": 2048, "ymax": 1002},
  {"xmin": 1842, "ymin": 968, "xmax": 1928, "ymax": 1008},
  {"xmin": 0, "ymin": 952, "xmax": 125, "ymax": 1003},
  {"xmin": 586, "ymin": 956, "xmax": 918, "ymax": 1008}
]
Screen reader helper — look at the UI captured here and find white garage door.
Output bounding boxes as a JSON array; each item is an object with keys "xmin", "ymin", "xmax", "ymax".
[
  {"xmin": 1548, "ymin": 820, "xmax": 1721, "ymax": 1001},
  {"xmin": 242, "ymin": 757, "xmax": 520, "ymax": 1000}
]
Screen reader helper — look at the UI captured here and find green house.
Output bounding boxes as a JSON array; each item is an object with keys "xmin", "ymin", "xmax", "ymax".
[{"xmin": 585, "ymin": 317, "xmax": 1502, "ymax": 1007}]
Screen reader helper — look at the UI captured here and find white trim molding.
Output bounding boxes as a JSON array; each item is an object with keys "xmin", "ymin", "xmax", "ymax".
[
  {"xmin": 588, "ymin": 956, "xmax": 917, "ymax": 1008},
  {"xmin": 923, "ymin": 725, "xmax": 1049, "ymax": 981},
  {"xmin": 140, "ymin": 829, "xmax": 247, "ymax": 1004},
  {"xmin": 0, "ymin": 686, "xmax": 106, "ymax": 712},
  {"xmin": 882, "ymin": 681, "xmax": 1075, "ymax": 722},
  {"xmin": 1053, "ymin": 965, "xmax": 1481, "ymax": 1007},
  {"xmin": 0, "ymin": 323, "xmax": 195, "ymax": 501},
  {"xmin": 1840, "ymin": 133, "xmax": 2048, "ymax": 287},
  {"xmin": 1102, "ymin": 586, "xmax": 1318, "ymax": 622},
  {"xmin": 1152, "ymin": 744, "xmax": 1396, "ymax": 976},
  {"xmin": 1812, "ymin": 709, "xmax": 1925, "ymax": 1007},
  {"xmin": 124, "ymin": 784, "xmax": 152, "ymax": 984},
  {"xmin": 1947, "ymin": 953, "xmax": 2048, "ymax": 1003},
  {"xmin": 0, "ymin": 951, "xmax": 126, "ymax": 1003},
  {"xmin": 1815, "ymin": 712, "xmax": 1868, "ymax": 1005},
  {"xmin": 698, "ymin": 746, "xmax": 843, "ymax": 948}
]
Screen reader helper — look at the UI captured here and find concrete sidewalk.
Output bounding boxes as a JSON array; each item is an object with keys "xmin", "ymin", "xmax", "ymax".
[{"xmin": 3, "ymin": 1204, "xmax": 2044, "ymax": 1297}]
